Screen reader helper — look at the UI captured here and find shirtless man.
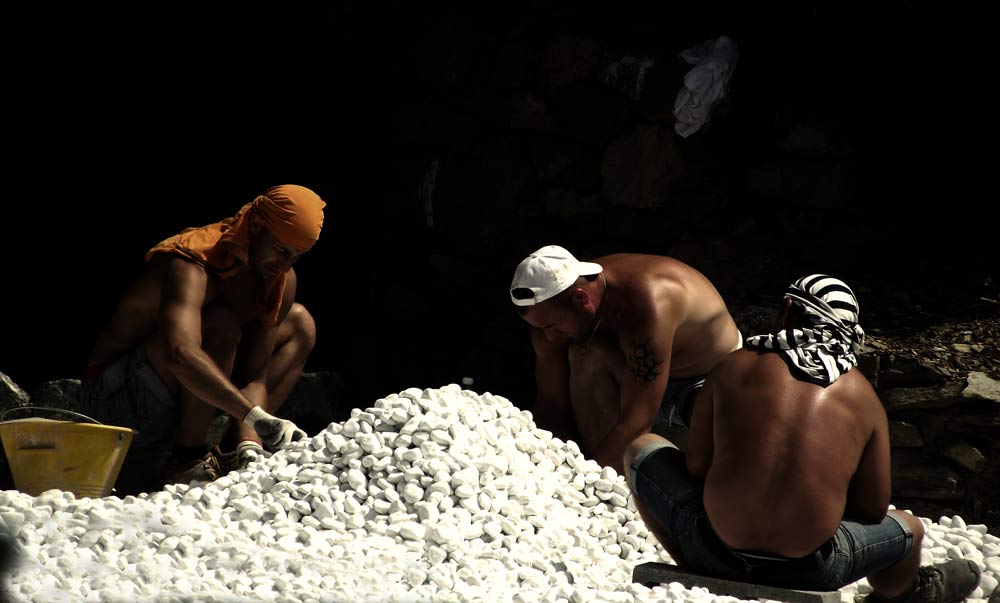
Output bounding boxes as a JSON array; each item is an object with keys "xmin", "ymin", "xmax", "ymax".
[
  {"xmin": 509, "ymin": 245, "xmax": 741, "ymax": 473},
  {"xmin": 77, "ymin": 184, "xmax": 326, "ymax": 494},
  {"xmin": 624, "ymin": 274, "xmax": 981, "ymax": 601}
]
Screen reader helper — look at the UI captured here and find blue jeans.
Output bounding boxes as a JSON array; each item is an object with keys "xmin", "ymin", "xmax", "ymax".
[{"xmin": 630, "ymin": 443, "xmax": 914, "ymax": 591}]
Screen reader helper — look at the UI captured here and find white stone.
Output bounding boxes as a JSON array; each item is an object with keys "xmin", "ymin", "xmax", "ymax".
[
  {"xmin": 980, "ymin": 574, "xmax": 998, "ymax": 595},
  {"xmin": 5, "ymin": 384, "xmax": 995, "ymax": 603},
  {"xmin": 346, "ymin": 468, "xmax": 367, "ymax": 492},
  {"xmin": 399, "ymin": 522, "xmax": 426, "ymax": 541}
]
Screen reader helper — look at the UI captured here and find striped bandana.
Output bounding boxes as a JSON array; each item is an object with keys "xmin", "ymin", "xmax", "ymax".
[{"xmin": 745, "ymin": 274, "xmax": 865, "ymax": 385}]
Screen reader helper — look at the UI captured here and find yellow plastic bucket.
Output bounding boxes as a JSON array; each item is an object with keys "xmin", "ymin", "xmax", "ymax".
[{"xmin": 0, "ymin": 408, "xmax": 134, "ymax": 498}]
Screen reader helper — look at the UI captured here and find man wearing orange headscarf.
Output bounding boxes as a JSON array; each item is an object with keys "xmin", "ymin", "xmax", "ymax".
[{"xmin": 77, "ymin": 184, "xmax": 327, "ymax": 493}]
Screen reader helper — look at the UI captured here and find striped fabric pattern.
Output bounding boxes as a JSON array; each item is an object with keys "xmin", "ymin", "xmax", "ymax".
[{"xmin": 745, "ymin": 274, "xmax": 865, "ymax": 386}]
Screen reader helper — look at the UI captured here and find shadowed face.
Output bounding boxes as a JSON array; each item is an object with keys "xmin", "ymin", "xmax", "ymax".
[
  {"xmin": 520, "ymin": 295, "xmax": 592, "ymax": 342},
  {"xmin": 248, "ymin": 227, "xmax": 306, "ymax": 280}
]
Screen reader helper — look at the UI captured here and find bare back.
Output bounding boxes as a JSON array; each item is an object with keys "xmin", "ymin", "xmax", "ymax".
[
  {"xmin": 695, "ymin": 349, "xmax": 889, "ymax": 557},
  {"xmin": 593, "ymin": 253, "xmax": 740, "ymax": 377}
]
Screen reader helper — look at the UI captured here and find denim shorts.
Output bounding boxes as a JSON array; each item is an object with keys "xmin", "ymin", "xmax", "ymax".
[
  {"xmin": 629, "ymin": 442, "xmax": 914, "ymax": 591},
  {"xmin": 77, "ymin": 345, "xmax": 178, "ymax": 449}
]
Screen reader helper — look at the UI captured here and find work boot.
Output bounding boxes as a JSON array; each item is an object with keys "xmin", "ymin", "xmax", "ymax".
[
  {"xmin": 867, "ymin": 559, "xmax": 981, "ymax": 603},
  {"xmin": 162, "ymin": 450, "xmax": 222, "ymax": 486},
  {"xmin": 216, "ymin": 441, "xmax": 269, "ymax": 475}
]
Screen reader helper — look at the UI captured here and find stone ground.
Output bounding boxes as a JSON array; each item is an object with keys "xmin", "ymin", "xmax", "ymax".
[{"xmin": 863, "ymin": 301, "xmax": 1000, "ymax": 383}]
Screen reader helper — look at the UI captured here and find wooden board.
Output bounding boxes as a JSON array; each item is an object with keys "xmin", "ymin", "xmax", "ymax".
[{"xmin": 632, "ymin": 562, "xmax": 842, "ymax": 603}]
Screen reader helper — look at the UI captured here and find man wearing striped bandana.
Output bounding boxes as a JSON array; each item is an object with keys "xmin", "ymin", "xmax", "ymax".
[
  {"xmin": 743, "ymin": 274, "xmax": 867, "ymax": 386},
  {"xmin": 623, "ymin": 275, "xmax": 981, "ymax": 602}
]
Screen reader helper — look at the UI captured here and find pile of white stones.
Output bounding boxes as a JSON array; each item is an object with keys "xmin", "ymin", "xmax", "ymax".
[{"xmin": 0, "ymin": 384, "xmax": 996, "ymax": 603}]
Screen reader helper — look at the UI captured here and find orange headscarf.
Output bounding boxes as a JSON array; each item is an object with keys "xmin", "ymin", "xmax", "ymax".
[{"xmin": 146, "ymin": 185, "xmax": 326, "ymax": 326}]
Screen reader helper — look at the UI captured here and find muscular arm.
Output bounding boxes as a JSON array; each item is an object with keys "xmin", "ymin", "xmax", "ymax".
[
  {"xmin": 159, "ymin": 259, "xmax": 256, "ymax": 421},
  {"xmin": 529, "ymin": 327, "xmax": 578, "ymax": 442},
  {"xmin": 592, "ymin": 324, "xmax": 675, "ymax": 473},
  {"xmin": 233, "ymin": 270, "xmax": 298, "ymax": 408}
]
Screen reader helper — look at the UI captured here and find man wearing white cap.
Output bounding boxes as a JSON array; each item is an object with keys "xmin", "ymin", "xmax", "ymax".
[{"xmin": 509, "ymin": 245, "xmax": 742, "ymax": 473}]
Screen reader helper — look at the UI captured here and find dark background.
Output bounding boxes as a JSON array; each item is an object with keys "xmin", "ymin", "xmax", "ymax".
[{"xmin": 1, "ymin": 3, "xmax": 990, "ymax": 409}]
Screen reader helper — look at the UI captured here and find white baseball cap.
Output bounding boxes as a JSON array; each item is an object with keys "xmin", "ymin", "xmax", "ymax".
[{"xmin": 510, "ymin": 245, "xmax": 603, "ymax": 306}]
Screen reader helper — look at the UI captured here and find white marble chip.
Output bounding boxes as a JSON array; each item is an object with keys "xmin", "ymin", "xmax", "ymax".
[{"xmin": 0, "ymin": 384, "xmax": 994, "ymax": 603}]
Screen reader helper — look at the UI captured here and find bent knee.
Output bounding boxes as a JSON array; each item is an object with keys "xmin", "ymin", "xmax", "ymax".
[
  {"xmin": 569, "ymin": 334, "xmax": 621, "ymax": 371},
  {"xmin": 283, "ymin": 303, "xmax": 317, "ymax": 348},
  {"xmin": 623, "ymin": 433, "xmax": 671, "ymax": 476},
  {"xmin": 892, "ymin": 510, "xmax": 925, "ymax": 546}
]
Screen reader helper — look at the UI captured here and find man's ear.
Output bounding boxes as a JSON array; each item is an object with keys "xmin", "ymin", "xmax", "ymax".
[
  {"xmin": 570, "ymin": 287, "xmax": 589, "ymax": 309},
  {"xmin": 776, "ymin": 297, "xmax": 794, "ymax": 330}
]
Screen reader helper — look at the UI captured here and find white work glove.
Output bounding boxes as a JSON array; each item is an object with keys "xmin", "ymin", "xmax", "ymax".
[
  {"xmin": 234, "ymin": 440, "xmax": 270, "ymax": 470},
  {"xmin": 243, "ymin": 406, "xmax": 306, "ymax": 450}
]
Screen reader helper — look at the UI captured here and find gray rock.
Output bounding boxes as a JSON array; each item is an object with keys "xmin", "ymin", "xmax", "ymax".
[
  {"xmin": 30, "ymin": 379, "xmax": 81, "ymax": 413},
  {"xmin": 942, "ymin": 442, "xmax": 987, "ymax": 473},
  {"xmin": 945, "ymin": 411, "xmax": 1000, "ymax": 441},
  {"xmin": 891, "ymin": 452, "xmax": 965, "ymax": 500},
  {"xmin": 902, "ymin": 411, "xmax": 947, "ymax": 443},
  {"xmin": 882, "ymin": 382, "xmax": 965, "ymax": 411},
  {"xmin": 856, "ymin": 351, "xmax": 881, "ymax": 389},
  {"xmin": 880, "ymin": 357, "xmax": 948, "ymax": 389},
  {"xmin": 0, "ymin": 373, "xmax": 30, "ymax": 415},
  {"xmin": 889, "ymin": 421, "xmax": 924, "ymax": 448},
  {"xmin": 963, "ymin": 371, "xmax": 1000, "ymax": 403}
]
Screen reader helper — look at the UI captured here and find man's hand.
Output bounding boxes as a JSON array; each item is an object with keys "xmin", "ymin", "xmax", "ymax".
[{"xmin": 243, "ymin": 406, "xmax": 307, "ymax": 450}]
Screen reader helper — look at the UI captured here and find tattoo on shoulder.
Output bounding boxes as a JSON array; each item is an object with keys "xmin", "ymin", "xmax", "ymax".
[{"xmin": 628, "ymin": 339, "xmax": 663, "ymax": 388}]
